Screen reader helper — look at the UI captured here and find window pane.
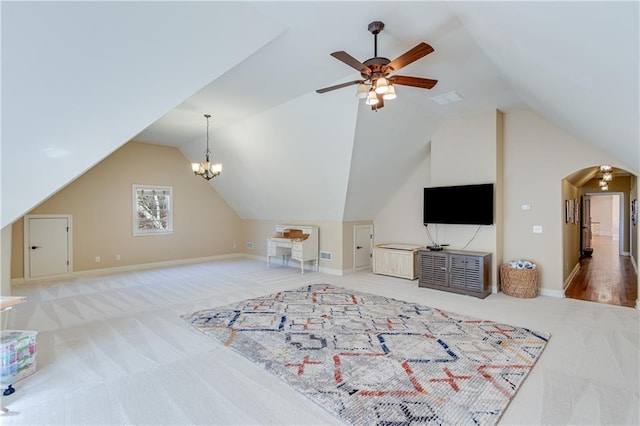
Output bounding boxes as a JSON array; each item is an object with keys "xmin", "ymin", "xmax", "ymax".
[{"xmin": 133, "ymin": 185, "xmax": 173, "ymax": 235}]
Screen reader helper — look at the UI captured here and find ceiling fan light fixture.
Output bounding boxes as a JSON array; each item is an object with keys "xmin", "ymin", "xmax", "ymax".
[
  {"xmin": 382, "ymin": 84, "xmax": 397, "ymax": 100},
  {"xmin": 356, "ymin": 83, "xmax": 369, "ymax": 99},
  {"xmin": 374, "ymin": 77, "xmax": 389, "ymax": 94},
  {"xmin": 365, "ymin": 90, "xmax": 379, "ymax": 105}
]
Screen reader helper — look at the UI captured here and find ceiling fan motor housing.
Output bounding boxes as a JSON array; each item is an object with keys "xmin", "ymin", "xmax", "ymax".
[
  {"xmin": 367, "ymin": 21, "xmax": 384, "ymax": 35},
  {"xmin": 362, "ymin": 58, "xmax": 390, "ymax": 80}
]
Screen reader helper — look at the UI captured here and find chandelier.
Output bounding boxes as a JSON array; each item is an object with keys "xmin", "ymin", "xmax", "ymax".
[
  {"xmin": 191, "ymin": 114, "xmax": 222, "ymax": 180},
  {"xmin": 598, "ymin": 165, "xmax": 613, "ymax": 191}
]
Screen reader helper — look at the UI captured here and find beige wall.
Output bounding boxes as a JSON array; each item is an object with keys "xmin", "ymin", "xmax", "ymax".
[
  {"xmin": 375, "ymin": 110, "xmax": 503, "ymax": 289},
  {"xmin": 342, "ymin": 221, "xmax": 374, "ymax": 271},
  {"xmin": 11, "ymin": 142, "xmax": 242, "ymax": 278},
  {"xmin": 242, "ymin": 219, "xmax": 348, "ymax": 273},
  {"xmin": 430, "ymin": 109, "xmax": 502, "ymax": 287},
  {"xmin": 503, "ymin": 108, "xmax": 627, "ymax": 295},
  {"xmin": 1, "ymin": 226, "xmax": 12, "ymax": 296},
  {"xmin": 376, "ymin": 107, "xmax": 630, "ymax": 296},
  {"xmin": 561, "ymin": 179, "xmax": 581, "ymax": 282}
]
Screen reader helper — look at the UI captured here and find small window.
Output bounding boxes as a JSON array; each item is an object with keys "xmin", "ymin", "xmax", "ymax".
[{"xmin": 133, "ymin": 185, "xmax": 173, "ymax": 236}]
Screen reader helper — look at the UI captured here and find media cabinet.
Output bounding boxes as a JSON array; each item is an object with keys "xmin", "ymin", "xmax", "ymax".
[{"xmin": 418, "ymin": 249, "xmax": 492, "ymax": 298}]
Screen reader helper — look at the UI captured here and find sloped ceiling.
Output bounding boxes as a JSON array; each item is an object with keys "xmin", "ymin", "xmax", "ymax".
[{"xmin": 2, "ymin": 2, "xmax": 638, "ymax": 228}]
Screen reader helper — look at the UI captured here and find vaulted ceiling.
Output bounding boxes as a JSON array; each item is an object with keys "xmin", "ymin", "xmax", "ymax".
[{"xmin": 2, "ymin": 2, "xmax": 638, "ymax": 228}]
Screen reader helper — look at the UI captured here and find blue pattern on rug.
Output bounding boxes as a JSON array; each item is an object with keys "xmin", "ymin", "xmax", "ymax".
[{"xmin": 182, "ymin": 284, "xmax": 550, "ymax": 425}]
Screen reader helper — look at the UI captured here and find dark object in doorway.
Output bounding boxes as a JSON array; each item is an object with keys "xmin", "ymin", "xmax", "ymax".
[{"xmin": 582, "ymin": 247, "xmax": 593, "ymax": 257}]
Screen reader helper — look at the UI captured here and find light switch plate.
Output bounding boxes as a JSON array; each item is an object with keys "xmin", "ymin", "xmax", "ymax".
[{"xmin": 533, "ymin": 225, "xmax": 543, "ymax": 233}]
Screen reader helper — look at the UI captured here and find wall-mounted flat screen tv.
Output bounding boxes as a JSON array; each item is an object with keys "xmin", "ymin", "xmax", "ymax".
[{"xmin": 423, "ymin": 183, "xmax": 494, "ymax": 225}]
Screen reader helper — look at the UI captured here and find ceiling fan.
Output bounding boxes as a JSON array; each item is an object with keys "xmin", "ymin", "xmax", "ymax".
[{"xmin": 316, "ymin": 21, "xmax": 438, "ymax": 110}]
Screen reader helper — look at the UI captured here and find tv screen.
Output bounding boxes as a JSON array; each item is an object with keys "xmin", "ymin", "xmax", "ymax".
[{"xmin": 423, "ymin": 184, "xmax": 494, "ymax": 225}]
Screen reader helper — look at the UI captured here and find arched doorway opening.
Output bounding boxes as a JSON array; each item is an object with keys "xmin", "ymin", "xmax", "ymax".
[{"xmin": 562, "ymin": 165, "xmax": 638, "ymax": 308}]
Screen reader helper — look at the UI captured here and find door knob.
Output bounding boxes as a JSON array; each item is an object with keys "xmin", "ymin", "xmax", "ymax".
[
  {"xmin": 31, "ymin": 245, "xmax": 42, "ymax": 250},
  {"xmin": 356, "ymin": 246, "xmax": 363, "ymax": 249}
]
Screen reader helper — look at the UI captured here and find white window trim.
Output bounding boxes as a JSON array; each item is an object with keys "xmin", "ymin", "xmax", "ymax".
[{"xmin": 132, "ymin": 184, "xmax": 173, "ymax": 236}]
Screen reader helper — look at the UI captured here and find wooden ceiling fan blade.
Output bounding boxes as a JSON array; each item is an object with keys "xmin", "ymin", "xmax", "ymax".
[
  {"xmin": 316, "ymin": 80, "xmax": 364, "ymax": 94},
  {"xmin": 386, "ymin": 42, "xmax": 434, "ymax": 72},
  {"xmin": 389, "ymin": 75, "xmax": 438, "ymax": 89},
  {"xmin": 331, "ymin": 51, "xmax": 372, "ymax": 76}
]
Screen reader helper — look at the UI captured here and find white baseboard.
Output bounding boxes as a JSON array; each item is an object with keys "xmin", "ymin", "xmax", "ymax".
[
  {"xmin": 319, "ymin": 266, "xmax": 344, "ymax": 276},
  {"xmin": 539, "ymin": 288, "xmax": 566, "ymax": 298},
  {"xmin": 341, "ymin": 265, "xmax": 372, "ymax": 275},
  {"xmin": 564, "ymin": 263, "xmax": 581, "ymax": 291},
  {"xmin": 11, "ymin": 253, "xmax": 243, "ymax": 286}
]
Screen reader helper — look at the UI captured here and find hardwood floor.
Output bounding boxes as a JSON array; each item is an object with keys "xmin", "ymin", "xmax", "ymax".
[{"xmin": 565, "ymin": 235, "xmax": 638, "ymax": 307}]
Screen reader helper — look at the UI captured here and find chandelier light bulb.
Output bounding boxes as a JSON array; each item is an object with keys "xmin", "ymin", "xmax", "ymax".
[
  {"xmin": 383, "ymin": 84, "xmax": 397, "ymax": 100},
  {"xmin": 356, "ymin": 83, "xmax": 369, "ymax": 99},
  {"xmin": 374, "ymin": 77, "xmax": 389, "ymax": 94},
  {"xmin": 365, "ymin": 90, "xmax": 379, "ymax": 105}
]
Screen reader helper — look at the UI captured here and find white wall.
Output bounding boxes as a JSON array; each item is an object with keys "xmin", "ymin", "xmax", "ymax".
[
  {"xmin": 186, "ymin": 90, "xmax": 358, "ymax": 222},
  {"xmin": 374, "ymin": 151, "xmax": 431, "ymax": 246},
  {"xmin": 1, "ymin": 2, "xmax": 285, "ymax": 228},
  {"xmin": 590, "ymin": 195, "xmax": 616, "ymax": 237}
]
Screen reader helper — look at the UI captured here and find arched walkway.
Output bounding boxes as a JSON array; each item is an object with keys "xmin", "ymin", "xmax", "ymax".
[{"xmin": 565, "ymin": 234, "xmax": 637, "ymax": 307}]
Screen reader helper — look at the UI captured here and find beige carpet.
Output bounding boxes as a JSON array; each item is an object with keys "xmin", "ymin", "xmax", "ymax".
[{"xmin": 1, "ymin": 257, "xmax": 638, "ymax": 425}]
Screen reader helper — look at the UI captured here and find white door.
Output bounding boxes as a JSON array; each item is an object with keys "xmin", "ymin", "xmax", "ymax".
[
  {"xmin": 354, "ymin": 225, "xmax": 373, "ymax": 269},
  {"xmin": 25, "ymin": 215, "xmax": 71, "ymax": 278}
]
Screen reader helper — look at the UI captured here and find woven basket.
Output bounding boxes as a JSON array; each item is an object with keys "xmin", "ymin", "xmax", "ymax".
[{"xmin": 500, "ymin": 264, "xmax": 538, "ymax": 298}]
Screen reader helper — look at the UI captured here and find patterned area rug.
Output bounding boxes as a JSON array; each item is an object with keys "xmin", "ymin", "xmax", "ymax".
[{"xmin": 182, "ymin": 284, "xmax": 550, "ymax": 425}]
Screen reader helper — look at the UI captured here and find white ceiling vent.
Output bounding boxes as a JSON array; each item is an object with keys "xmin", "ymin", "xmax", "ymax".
[{"xmin": 430, "ymin": 91, "xmax": 464, "ymax": 105}]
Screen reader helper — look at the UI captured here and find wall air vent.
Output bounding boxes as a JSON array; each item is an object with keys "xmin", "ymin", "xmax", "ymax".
[{"xmin": 320, "ymin": 251, "xmax": 332, "ymax": 261}]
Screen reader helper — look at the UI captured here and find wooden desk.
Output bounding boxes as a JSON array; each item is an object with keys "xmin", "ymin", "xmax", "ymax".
[{"xmin": 267, "ymin": 225, "xmax": 319, "ymax": 274}]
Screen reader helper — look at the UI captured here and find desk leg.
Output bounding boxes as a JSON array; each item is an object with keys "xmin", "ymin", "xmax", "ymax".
[
  {"xmin": 267, "ymin": 255, "xmax": 270, "ymax": 268},
  {"xmin": 301, "ymin": 260, "xmax": 304, "ymax": 275}
]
